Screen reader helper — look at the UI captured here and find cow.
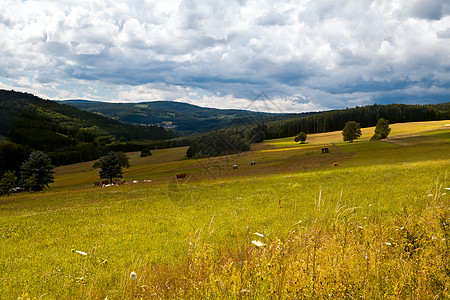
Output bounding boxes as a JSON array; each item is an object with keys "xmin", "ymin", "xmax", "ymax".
[
  {"xmin": 94, "ymin": 180, "xmax": 109, "ymax": 187},
  {"xmin": 113, "ymin": 179, "xmax": 125, "ymax": 185},
  {"xmin": 232, "ymin": 165, "xmax": 238, "ymax": 169},
  {"xmin": 250, "ymin": 161, "xmax": 256, "ymax": 165},
  {"xmin": 332, "ymin": 162, "xmax": 339, "ymax": 166},
  {"xmin": 176, "ymin": 173, "xmax": 186, "ymax": 179}
]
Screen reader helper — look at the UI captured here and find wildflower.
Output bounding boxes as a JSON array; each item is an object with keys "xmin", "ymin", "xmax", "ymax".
[
  {"xmin": 251, "ymin": 240, "xmax": 266, "ymax": 247},
  {"xmin": 130, "ymin": 271, "xmax": 137, "ymax": 280},
  {"xmin": 385, "ymin": 242, "xmax": 392, "ymax": 246},
  {"xmin": 254, "ymin": 232, "xmax": 264, "ymax": 238},
  {"xmin": 427, "ymin": 194, "xmax": 433, "ymax": 197},
  {"xmin": 445, "ymin": 187, "xmax": 450, "ymax": 190},
  {"xmin": 71, "ymin": 249, "xmax": 87, "ymax": 256}
]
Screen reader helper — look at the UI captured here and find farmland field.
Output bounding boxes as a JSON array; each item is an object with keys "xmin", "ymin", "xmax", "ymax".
[{"xmin": 1, "ymin": 120, "xmax": 449, "ymax": 299}]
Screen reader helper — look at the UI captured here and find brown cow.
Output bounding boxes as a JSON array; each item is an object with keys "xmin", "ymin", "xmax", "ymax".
[
  {"xmin": 332, "ymin": 162, "xmax": 339, "ymax": 166},
  {"xmin": 176, "ymin": 173, "xmax": 186, "ymax": 179},
  {"xmin": 94, "ymin": 180, "xmax": 109, "ymax": 187}
]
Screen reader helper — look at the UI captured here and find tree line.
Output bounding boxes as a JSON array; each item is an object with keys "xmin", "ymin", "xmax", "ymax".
[
  {"xmin": 186, "ymin": 102, "xmax": 449, "ymax": 158},
  {"xmin": 265, "ymin": 103, "xmax": 449, "ymax": 139}
]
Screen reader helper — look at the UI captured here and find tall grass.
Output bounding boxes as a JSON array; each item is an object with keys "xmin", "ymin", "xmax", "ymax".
[{"xmin": 1, "ymin": 158, "xmax": 448, "ymax": 299}]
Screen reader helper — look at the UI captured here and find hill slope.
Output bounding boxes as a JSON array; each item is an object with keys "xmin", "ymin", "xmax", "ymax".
[
  {"xmin": 0, "ymin": 90, "xmax": 175, "ymax": 166},
  {"xmin": 60, "ymin": 100, "xmax": 314, "ymax": 135}
]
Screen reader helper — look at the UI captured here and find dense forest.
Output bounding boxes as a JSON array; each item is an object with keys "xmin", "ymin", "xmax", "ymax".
[
  {"xmin": 0, "ymin": 90, "xmax": 175, "ymax": 167},
  {"xmin": 60, "ymin": 99, "xmax": 313, "ymax": 135}
]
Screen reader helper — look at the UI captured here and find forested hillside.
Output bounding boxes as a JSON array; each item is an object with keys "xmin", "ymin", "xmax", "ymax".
[
  {"xmin": 60, "ymin": 100, "xmax": 313, "ymax": 135},
  {"xmin": 0, "ymin": 90, "xmax": 175, "ymax": 167}
]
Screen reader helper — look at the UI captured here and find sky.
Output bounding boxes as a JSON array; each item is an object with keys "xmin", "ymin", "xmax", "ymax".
[{"xmin": 0, "ymin": 0, "xmax": 449, "ymax": 113}]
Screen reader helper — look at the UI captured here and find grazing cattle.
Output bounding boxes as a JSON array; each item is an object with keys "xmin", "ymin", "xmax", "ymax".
[
  {"xmin": 112, "ymin": 179, "xmax": 125, "ymax": 185},
  {"xmin": 143, "ymin": 179, "xmax": 152, "ymax": 183},
  {"xmin": 321, "ymin": 148, "xmax": 329, "ymax": 154},
  {"xmin": 332, "ymin": 162, "xmax": 339, "ymax": 166},
  {"xmin": 132, "ymin": 180, "xmax": 139, "ymax": 184},
  {"xmin": 94, "ymin": 180, "xmax": 109, "ymax": 187},
  {"xmin": 232, "ymin": 164, "xmax": 238, "ymax": 169},
  {"xmin": 176, "ymin": 173, "xmax": 186, "ymax": 179},
  {"xmin": 250, "ymin": 161, "xmax": 256, "ymax": 165}
]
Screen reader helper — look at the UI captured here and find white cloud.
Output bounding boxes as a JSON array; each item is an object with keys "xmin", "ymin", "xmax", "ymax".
[{"xmin": 0, "ymin": 0, "xmax": 448, "ymax": 112}]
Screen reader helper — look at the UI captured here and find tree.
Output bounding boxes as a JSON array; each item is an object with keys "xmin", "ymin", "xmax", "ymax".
[
  {"xmin": 0, "ymin": 171, "xmax": 17, "ymax": 195},
  {"xmin": 99, "ymin": 151, "xmax": 123, "ymax": 183},
  {"xmin": 370, "ymin": 118, "xmax": 391, "ymax": 141},
  {"xmin": 20, "ymin": 151, "xmax": 55, "ymax": 191},
  {"xmin": 116, "ymin": 152, "xmax": 130, "ymax": 168},
  {"xmin": 249, "ymin": 124, "xmax": 268, "ymax": 143},
  {"xmin": 141, "ymin": 148, "xmax": 152, "ymax": 157},
  {"xmin": 342, "ymin": 121, "xmax": 362, "ymax": 142},
  {"xmin": 294, "ymin": 132, "xmax": 307, "ymax": 143}
]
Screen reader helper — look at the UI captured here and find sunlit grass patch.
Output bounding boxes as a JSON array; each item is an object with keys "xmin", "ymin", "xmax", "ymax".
[{"xmin": 1, "ymin": 158, "xmax": 449, "ymax": 298}]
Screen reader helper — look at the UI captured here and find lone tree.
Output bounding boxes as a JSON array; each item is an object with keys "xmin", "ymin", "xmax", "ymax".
[
  {"xmin": 116, "ymin": 151, "xmax": 130, "ymax": 168},
  {"xmin": 99, "ymin": 151, "xmax": 123, "ymax": 183},
  {"xmin": 371, "ymin": 118, "xmax": 391, "ymax": 141},
  {"xmin": 294, "ymin": 132, "xmax": 307, "ymax": 143},
  {"xmin": 141, "ymin": 148, "xmax": 152, "ymax": 157},
  {"xmin": 20, "ymin": 151, "xmax": 55, "ymax": 191},
  {"xmin": 342, "ymin": 121, "xmax": 362, "ymax": 142},
  {"xmin": 0, "ymin": 171, "xmax": 17, "ymax": 195}
]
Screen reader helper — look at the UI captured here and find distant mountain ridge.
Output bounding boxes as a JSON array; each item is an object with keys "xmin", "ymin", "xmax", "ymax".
[{"xmin": 59, "ymin": 99, "xmax": 315, "ymax": 135}]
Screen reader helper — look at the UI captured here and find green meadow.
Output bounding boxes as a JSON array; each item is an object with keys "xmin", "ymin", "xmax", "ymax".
[{"xmin": 1, "ymin": 120, "xmax": 449, "ymax": 299}]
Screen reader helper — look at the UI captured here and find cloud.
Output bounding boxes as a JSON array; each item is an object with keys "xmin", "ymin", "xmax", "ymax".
[
  {"xmin": 409, "ymin": 0, "xmax": 444, "ymax": 20},
  {"xmin": 0, "ymin": 0, "xmax": 448, "ymax": 113}
]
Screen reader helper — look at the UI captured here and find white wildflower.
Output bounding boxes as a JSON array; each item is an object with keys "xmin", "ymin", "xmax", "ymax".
[
  {"xmin": 385, "ymin": 242, "xmax": 392, "ymax": 246},
  {"xmin": 427, "ymin": 194, "xmax": 433, "ymax": 197},
  {"xmin": 254, "ymin": 232, "xmax": 264, "ymax": 238},
  {"xmin": 130, "ymin": 271, "xmax": 137, "ymax": 280},
  {"xmin": 445, "ymin": 187, "xmax": 450, "ymax": 190},
  {"xmin": 72, "ymin": 249, "xmax": 87, "ymax": 256},
  {"xmin": 251, "ymin": 240, "xmax": 266, "ymax": 247}
]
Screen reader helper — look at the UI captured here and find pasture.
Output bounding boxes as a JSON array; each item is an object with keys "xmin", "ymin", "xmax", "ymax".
[{"xmin": 0, "ymin": 120, "xmax": 449, "ymax": 299}]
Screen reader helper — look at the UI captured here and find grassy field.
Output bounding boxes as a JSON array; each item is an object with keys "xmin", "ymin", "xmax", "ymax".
[{"xmin": 1, "ymin": 120, "xmax": 449, "ymax": 299}]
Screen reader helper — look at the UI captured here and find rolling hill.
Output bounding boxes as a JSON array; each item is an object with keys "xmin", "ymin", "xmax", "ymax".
[
  {"xmin": 0, "ymin": 89, "xmax": 176, "ymax": 166},
  {"xmin": 1, "ymin": 120, "xmax": 448, "ymax": 298},
  {"xmin": 59, "ymin": 99, "xmax": 314, "ymax": 135}
]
